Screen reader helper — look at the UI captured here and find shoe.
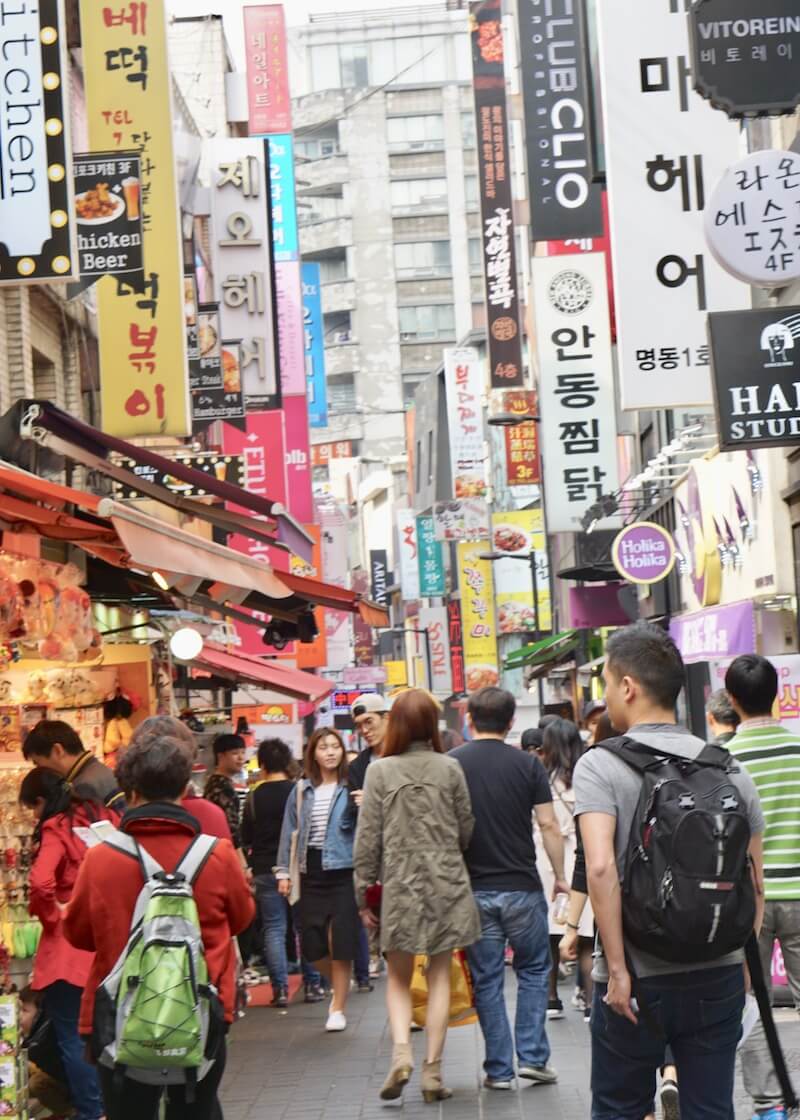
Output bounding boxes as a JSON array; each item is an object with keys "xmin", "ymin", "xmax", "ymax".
[
  {"xmin": 583, "ymin": 1006, "xmax": 591, "ymax": 1024},
  {"xmin": 325, "ymin": 1010, "xmax": 347, "ymax": 1032},
  {"xmin": 547, "ymin": 998, "xmax": 565, "ymax": 1019},
  {"xmin": 660, "ymin": 1079, "xmax": 680, "ymax": 1120},
  {"xmin": 753, "ymin": 1110, "xmax": 786, "ymax": 1120},
  {"xmin": 421, "ymin": 1059, "xmax": 453, "ymax": 1102},
  {"xmin": 571, "ymin": 986, "xmax": 586, "ymax": 1011},
  {"xmin": 519, "ymin": 1065, "xmax": 558, "ymax": 1084},
  {"xmin": 368, "ymin": 956, "xmax": 383, "ymax": 977},
  {"xmin": 304, "ymin": 984, "xmax": 325, "ymax": 1003},
  {"xmin": 380, "ymin": 1043, "xmax": 414, "ymax": 1101},
  {"xmin": 356, "ymin": 980, "xmax": 374, "ymax": 994},
  {"xmin": 411, "ymin": 1021, "xmax": 424, "ymax": 1032},
  {"xmin": 270, "ymin": 985, "xmax": 289, "ymax": 1008},
  {"xmin": 483, "ymin": 1077, "xmax": 513, "ymax": 1091}
]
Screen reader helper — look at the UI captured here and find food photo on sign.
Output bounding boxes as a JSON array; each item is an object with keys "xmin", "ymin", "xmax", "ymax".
[{"xmin": 72, "ymin": 153, "xmax": 143, "ymax": 284}]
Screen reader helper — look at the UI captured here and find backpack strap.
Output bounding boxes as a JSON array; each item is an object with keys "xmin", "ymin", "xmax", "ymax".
[
  {"xmin": 598, "ymin": 736, "xmax": 669, "ymax": 773},
  {"xmin": 174, "ymin": 834, "xmax": 218, "ymax": 885},
  {"xmin": 100, "ymin": 829, "xmax": 164, "ymax": 882}
]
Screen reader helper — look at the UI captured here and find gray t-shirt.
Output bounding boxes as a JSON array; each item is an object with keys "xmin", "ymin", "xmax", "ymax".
[{"xmin": 573, "ymin": 723, "xmax": 764, "ymax": 980}]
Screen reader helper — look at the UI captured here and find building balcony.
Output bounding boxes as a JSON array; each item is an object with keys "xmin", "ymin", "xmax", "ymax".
[
  {"xmin": 299, "ymin": 216, "xmax": 353, "ymax": 255},
  {"xmin": 295, "ymin": 154, "xmax": 348, "ymax": 197},
  {"xmin": 325, "ymin": 342, "xmax": 360, "ymax": 377},
  {"xmin": 322, "ymin": 279, "xmax": 356, "ymax": 314}
]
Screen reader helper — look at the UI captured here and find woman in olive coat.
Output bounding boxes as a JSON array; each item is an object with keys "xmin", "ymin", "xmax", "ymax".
[{"xmin": 354, "ymin": 689, "xmax": 480, "ymax": 1104}]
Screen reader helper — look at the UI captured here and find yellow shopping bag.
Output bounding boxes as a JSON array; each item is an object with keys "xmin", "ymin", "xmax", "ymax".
[{"xmin": 411, "ymin": 950, "xmax": 477, "ymax": 1028}]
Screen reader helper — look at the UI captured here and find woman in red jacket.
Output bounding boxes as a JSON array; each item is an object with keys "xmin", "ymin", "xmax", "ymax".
[
  {"xmin": 20, "ymin": 768, "xmax": 121, "ymax": 1120},
  {"xmin": 64, "ymin": 733, "xmax": 255, "ymax": 1120}
]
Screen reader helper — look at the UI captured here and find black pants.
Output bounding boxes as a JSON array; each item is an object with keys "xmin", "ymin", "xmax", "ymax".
[{"xmin": 98, "ymin": 1037, "xmax": 226, "ymax": 1120}]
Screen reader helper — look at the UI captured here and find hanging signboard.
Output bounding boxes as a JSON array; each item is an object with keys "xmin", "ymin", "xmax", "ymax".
[
  {"xmin": 612, "ymin": 522, "xmax": 677, "ymax": 585},
  {"xmin": 419, "ymin": 607, "xmax": 453, "ymax": 696},
  {"xmin": 417, "ymin": 515, "xmax": 446, "ymax": 597},
  {"xmin": 469, "ymin": 0, "xmax": 524, "ymax": 390},
  {"xmin": 517, "ymin": 0, "xmax": 603, "ymax": 241},
  {"xmin": 396, "ymin": 510, "xmax": 421, "ymax": 601},
  {"xmin": 705, "ymin": 150, "xmax": 800, "ymax": 289},
  {"xmin": 0, "ymin": 0, "xmax": 77, "ymax": 285},
  {"xmin": 457, "ymin": 542, "xmax": 499, "ymax": 693},
  {"xmin": 268, "ymin": 135, "xmax": 299, "ymax": 262},
  {"xmin": 112, "ymin": 453, "xmax": 244, "ymax": 500},
  {"xmin": 73, "ymin": 153, "xmax": 143, "ymax": 280},
  {"xmin": 490, "ymin": 510, "xmax": 552, "ymax": 634},
  {"xmin": 689, "ymin": 0, "xmax": 800, "ymax": 118},
  {"xmin": 189, "ymin": 304, "xmax": 224, "ymax": 392},
  {"xmin": 444, "ymin": 347, "xmax": 487, "ymax": 499},
  {"xmin": 498, "ymin": 389, "xmax": 540, "ymax": 486},
  {"xmin": 303, "ymin": 263, "xmax": 328, "ymax": 429},
  {"xmin": 433, "ymin": 499, "xmax": 491, "ymax": 543},
  {"xmin": 596, "ymin": 0, "xmax": 749, "ymax": 409},
  {"xmin": 447, "ymin": 600, "xmax": 466, "ymax": 696},
  {"xmin": 370, "ymin": 550, "xmax": 390, "ymax": 611},
  {"xmin": 708, "ymin": 306, "xmax": 800, "ymax": 451},
  {"xmin": 191, "ymin": 340, "xmax": 246, "ymax": 434},
  {"xmin": 243, "ymin": 4, "xmax": 292, "ymax": 136},
  {"xmin": 532, "ymin": 254, "xmax": 620, "ymax": 532},
  {"xmin": 311, "ymin": 442, "xmax": 352, "ymax": 467}
]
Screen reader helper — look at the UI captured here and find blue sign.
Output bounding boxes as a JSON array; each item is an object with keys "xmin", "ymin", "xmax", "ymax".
[
  {"xmin": 302, "ymin": 262, "xmax": 328, "ymax": 429},
  {"xmin": 417, "ymin": 515, "xmax": 446, "ymax": 597},
  {"xmin": 268, "ymin": 134, "xmax": 299, "ymax": 263}
]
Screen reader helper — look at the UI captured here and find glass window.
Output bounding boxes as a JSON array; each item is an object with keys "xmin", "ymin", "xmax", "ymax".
[
  {"xmin": 461, "ymin": 111, "xmax": 476, "ymax": 149},
  {"xmin": 318, "ymin": 256, "xmax": 347, "ymax": 284},
  {"xmin": 399, "ymin": 305, "xmax": 455, "ymax": 340},
  {"xmin": 394, "ymin": 241, "xmax": 451, "ymax": 275},
  {"xmin": 468, "ymin": 237, "xmax": 482, "ymax": 272},
  {"xmin": 387, "ymin": 115, "xmax": 444, "ymax": 147},
  {"xmin": 328, "ymin": 376, "xmax": 356, "ymax": 414},
  {"xmin": 340, "ymin": 43, "xmax": 369, "ymax": 88},
  {"xmin": 310, "ymin": 44, "xmax": 339, "ymax": 93},
  {"xmin": 465, "ymin": 175, "xmax": 479, "ymax": 205},
  {"xmin": 390, "ymin": 178, "xmax": 448, "ymax": 208}
]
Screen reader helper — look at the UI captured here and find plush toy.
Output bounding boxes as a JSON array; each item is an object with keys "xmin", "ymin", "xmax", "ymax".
[
  {"xmin": 51, "ymin": 585, "xmax": 92, "ymax": 654},
  {"xmin": 15, "ymin": 579, "xmax": 48, "ymax": 644},
  {"xmin": 0, "ymin": 681, "xmax": 13, "ymax": 705},
  {"xmin": 69, "ymin": 670, "xmax": 98, "ymax": 707},
  {"xmin": 0, "ymin": 579, "xmax": 21, "ymax": 643},
  {"xmin": 25, "ymin": 672, "xmax": 47, "ymax": 704},
  {"xmin": 44, "ymin": 670, "xmax": 71, "ymax": 707}
]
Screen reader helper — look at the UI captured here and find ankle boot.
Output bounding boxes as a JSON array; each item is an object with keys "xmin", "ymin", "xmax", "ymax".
[
  {"xmin": 380, "ymin": 1043, "xmax": 414, "ymax": 1101},
  {"xmin": 422, "ymin": 1059, "xmax": 453, "ymax": 1103}
]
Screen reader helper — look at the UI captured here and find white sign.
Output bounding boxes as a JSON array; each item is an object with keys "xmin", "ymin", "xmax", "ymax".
[
  {"xmin": 419, "ymin": 607, "xmax": 452, "ymax": 697},
  {"xmin": 208, "ymin": 139, "xmax": 278, "ymax": 408},
  {"xmin": 596, "ymin": 2, "xmax": 749, "ymax": 409},
  {"xmin": 532, "ymin": 254, "xmax": 620, "ymax": 532},
  {"xmin": 395, "ymin": 508, "xmax": 421, "ymax": 601},
  {"xmin": 444, "ymin": 347, "xmax": 487, "ymax": 499},
  {"xmin": 705, "ymin": 150, "xmax": 800, "ymax": 289}
]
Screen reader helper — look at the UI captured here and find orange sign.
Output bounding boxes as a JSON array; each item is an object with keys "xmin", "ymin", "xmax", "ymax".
[
  {"xmin": 293, "ymin": 525, "xmax": 328, "ymax": 670},
  {"xmin": 311, "ymin": 441, "xmax": 352, "ymax": 467},
  {"xmin": 233, "ymin": 703, "xmax": 294, "ymax": 728}
]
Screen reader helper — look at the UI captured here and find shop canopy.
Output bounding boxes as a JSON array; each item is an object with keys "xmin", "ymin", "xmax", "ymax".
[
  {"xmin": 193, "ymin": 645, "xmax": 333, "ymax": 704},
  {"xmin": 502, "ymin": 630, "xmax": 580, "ymax": 673}
]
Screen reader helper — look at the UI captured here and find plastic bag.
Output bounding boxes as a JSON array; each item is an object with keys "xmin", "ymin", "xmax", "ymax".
[{"xmin": 410, "ymin": 949, "xmax": 477, "ymax": 1028}]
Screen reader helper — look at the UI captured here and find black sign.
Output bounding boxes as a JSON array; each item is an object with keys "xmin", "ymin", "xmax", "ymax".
[
  {"xmin": 113, "ymin": 454, "xmax": 245, "ymax": 500},
  {"xmin": 470, "ymin": 0, "xmax": 525, "ymax": 390},
  {"xmin": 517, "ymin": 0, "xmax": 603, "ymax": 241},
  {"xmin": 370, "ymin": 550, "xmax": 390, "ymax": 610},
  {"xmin": 191, "ymin": 340, "xmax": 246, "ymax": 434},
  {"xmin": 689, "ymin": 0, "xmax": 800, "ymax": 118},
  {"xmin": 73, "ymin": 153, "xmax": 144, "ymax": 279},
  {"xmin": 189, "ymin": 304, "xmax": 224, "ymax": 392},
  {"xmin": 709, "ymin": 306, "xmax": 800, "ymax": 450}
]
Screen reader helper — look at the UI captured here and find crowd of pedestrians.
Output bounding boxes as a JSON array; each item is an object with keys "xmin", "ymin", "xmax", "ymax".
[{"xmin": 9, "ymin": 621, "xmax": 800, "ymax": 1119}]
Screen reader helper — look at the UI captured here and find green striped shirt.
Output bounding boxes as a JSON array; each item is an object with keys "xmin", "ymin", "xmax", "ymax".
[{"xmin": 728, "ymin": 720, "xmax": 800, "ymax": 901}]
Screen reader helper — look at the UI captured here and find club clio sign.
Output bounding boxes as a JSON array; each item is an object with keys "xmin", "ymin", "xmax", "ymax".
[{"xmin": 612, "ymin": 522, "xmax": 677, "ymax": 585}]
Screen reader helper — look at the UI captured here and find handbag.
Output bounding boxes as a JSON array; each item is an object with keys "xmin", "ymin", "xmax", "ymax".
[
  {"xmin": 288, "ymin": 782, "xmax": 303, "ymax": 906},
  {"xmin": 410, "ymin": 950, "xmax": 477, "ymax": 1028}
]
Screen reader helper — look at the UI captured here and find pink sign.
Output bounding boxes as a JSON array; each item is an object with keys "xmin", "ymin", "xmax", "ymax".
[
  {"xmin": 283, "ymin": 394, "xmax": 314, "ymax": 524},
  {"xmin": 773, "ymin": 940, "xmax": 788, "ymax": 988},
  {"xmin": 275, "ymin": 261, "xmax": 306, "ymax": 396},
  {"xmin": 243, "ymin": 6, "xmax": 292, "ymax": 136}
]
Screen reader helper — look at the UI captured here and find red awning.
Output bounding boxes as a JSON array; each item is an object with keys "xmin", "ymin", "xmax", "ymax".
[{"xmin": 194, "ymin": 645, "xmax": 333, "ymax": 704}]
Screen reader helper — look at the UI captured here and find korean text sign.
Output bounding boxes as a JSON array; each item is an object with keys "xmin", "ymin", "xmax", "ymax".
[
  {"xmin": 417, "ymin": 515, "xmax": 446, "ymax": 597},
  {"xmin": 243, "ymin": 5, "xmax": 292, "ymax": 136},
  {"xmin": 490, "ymin": 510, "xmax": 551, "ymax": 634},
  {"xmin": 268, "ymin": 135, "xmax": 299, "ymax": 262},
  {"xmin": 80, "ymin": 0, "xmax": 190, "ymax": 436},
  {"xmin": 303, "ymin": 263, "xmax": 328, "ymax": 428},
  {"xmin": 73, "ymin": 152, "xmax": 143, "ymax": 279},
  {"xmin": 396, "ymin": 509, "xmax": 421, "ymax": 601},
  {"xmin": 532, "ymin": 254, "xmax": 619, "ymax": 532},
  {"xmin": 419, "ymin": 607, "xmax": 453, "ymax": 696},
  {"xmin": 596, "ymin": 0, "xmax": 748, "ymax": 408},
  {"xmin": 457, "ymin": 542, "xmax": 499, "ymax": 693},
  {"xmin": 500, "ymin": 390, "xmax": 540, "ymax": 486},
  {"xmin": 444, "ymin": 347, "xmax": 487, "ymax": 499}
]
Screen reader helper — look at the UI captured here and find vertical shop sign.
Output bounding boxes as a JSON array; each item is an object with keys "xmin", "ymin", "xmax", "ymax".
[
  {"xmin": 444, "ymin": 348, "xmax": 487, "ymax": 499},
  {"xmin": 470, "ymin": 0, "xmax": 524, "ymax": 390},
  {"xmin": 243, "ymin": 5, "xmax": 292, "ymax": 136},
  {"xmin": 457, "ymin": 542, "xmax": 499, "ymax": 693},
  {"xmin": 208, "ymin": 138, "xmax": 279, "ymax": 410},
  {"xmin": 73, "ymin": 153, "xmax": 143, "ymax": 280},
  {"xmin": 396, "ymin": 509, "xmax": 421, "ymax": 601},
  {"xmin": 596, "ymin": 0, "xmax": 749, "ymax": 409},
  {"xmin": 491, "ymin": 510, "xmax": 551, "ymax": 634},
  {"xmin": 269, "ymin": 135, "xmax": 304, "ymax": 395},
  {"xmin": 532, "ymin": 254, "xmax": 619, "ymax": 532},
  {"xmin": 283, "ymin": 394, "xmax": 314, "ymax": 523},
  {"xmin": 189, "ymin": 305, "xmax": 223, "ymax": 392},
  {"xmin": 419, "ymin": 607, "xmax": 452, "ymax": 696},
  {"xmin": 517, "ymin": 0, "xmax": 603, "ymax": 241},
  {"xmin": 447, "ymin": 600, "xmax": 466, "ymax": 696},
  {"xmin": 417, "ymin": 515, "xmax": 446, "ymax": 597},
  {"xmin": 320, "ymin": 503, "xmax": 353, "ymax": 674},
  {"xmin": 499, "ymin": 389, "xmax": 540, "ymax": 486},
  {"xmin": 268, "ymin": 135, "xmax": 299, "ymax": 262},
  {"xmin": 352, "ymin": 569, "xmax": 375, "ymax": 666},
  {"xmin": 370, "ymin": 550, "xmax": 390, "ymax": 610},
  {"xmin": 0, "ymin": 0, "xmax": 77, "ymax": 285},
  {"xmin": 303, "ymin": 263, "xmax": 328, "ymax": 428},
  {"xmin": 80, "ymin": 0, "xmax": 190, "ymax": 436},
  {"xmin": 191, "ymin": 339, "xmax": 246, "ymax": 433}
]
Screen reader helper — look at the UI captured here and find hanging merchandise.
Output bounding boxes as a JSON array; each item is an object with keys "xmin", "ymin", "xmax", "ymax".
[{"xmin": 0, "ymin": 555, "xmax": 100, "ymax": 662}]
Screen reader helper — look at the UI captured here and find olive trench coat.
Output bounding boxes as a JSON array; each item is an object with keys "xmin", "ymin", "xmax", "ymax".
[{"xmin": 353, "ymin": 740, "xmax": 481, "ymax": 956}]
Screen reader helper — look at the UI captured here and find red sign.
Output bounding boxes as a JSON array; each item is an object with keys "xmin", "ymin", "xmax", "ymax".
[
  {"xmin": 312, "ymin": 441, "xmax": 353, "ymax": 467},
  {"xmin": 501, "ymin": 389, "xmax": 540, "ymax": 486},
  {"xmin": 546, "ymin": 191, "xmax": 616, "ymax": 339},
  {"xmin": 447, "ymin": 600, "xmax": 466, "ymax": 696},
  {"xmin": 243, "ymin": 6, "xmax": 292, "ymax": 136}
]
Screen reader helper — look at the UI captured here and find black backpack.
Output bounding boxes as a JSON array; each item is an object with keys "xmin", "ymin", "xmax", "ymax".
[{"xmin": 600, "ymin": 737, "xmax": 756, "ymax": 965}]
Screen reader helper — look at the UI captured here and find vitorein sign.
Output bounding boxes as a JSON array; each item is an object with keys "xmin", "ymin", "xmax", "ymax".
[{"xmin": 612, "ymin": 523, "xmax": 677, "ymax": 585}]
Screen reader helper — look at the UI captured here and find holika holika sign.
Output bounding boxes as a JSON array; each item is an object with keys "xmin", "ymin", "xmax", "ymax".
[{"xmin": 709, "ymin": 306, "xmax": 800, "ymax": 450}]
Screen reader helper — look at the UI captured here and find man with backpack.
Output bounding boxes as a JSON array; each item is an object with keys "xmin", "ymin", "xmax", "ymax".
[
  {"xmin": 64, "ymin": 734, "xmax": 255, "ymax": 1120},
  {"xmin": 573, "ymin": 622, "xmax": 765, "ymax": 1120}
]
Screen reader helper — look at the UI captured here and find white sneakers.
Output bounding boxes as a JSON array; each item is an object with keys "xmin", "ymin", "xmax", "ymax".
[{"xmin": 325, "ymin": 1009, "xmax": 347, "ymax": 1032}]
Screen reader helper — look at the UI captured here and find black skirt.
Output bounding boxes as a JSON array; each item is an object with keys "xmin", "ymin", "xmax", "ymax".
[{"xmin": 297, "ymin": 848, "xmax": 360, "ymax": 962}]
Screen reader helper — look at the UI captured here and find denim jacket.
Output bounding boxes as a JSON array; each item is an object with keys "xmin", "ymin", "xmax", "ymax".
[{"xmin": 275, "ymin": 779, "xmax": 356, "ymax": 875}]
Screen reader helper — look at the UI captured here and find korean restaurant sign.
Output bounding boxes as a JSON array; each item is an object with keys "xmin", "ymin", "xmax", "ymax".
[
  {"xmin": 191, "ymin": 338, "xmax": 246, "ymax": 433},
  {"xmin": 447, "ymin": 600, "xmax": 466, "ymax": 696},
  {"xmin": 81, "ymin": 0, "xmax": 189, "ymax": 436},
  {"xmin": 433, "ymin": 498, "xmax": 490, "ymax": 543},
  {"xmin": 416, "ymin": 515, "xmax": 446, "ymax": 597},
  {"xmin": 457, "ymin": 542, "xmax": 499, "ymax": 694},
  {"xmin": 208, "ymin": 139, "xmax": 279, "ymax": 410},
  {"xmin": 689, "ymin": 0, "xmax": 800, "ymax": 118},
  {"xmin": 532, "ymin": 254, "xmax": 619, "ymax": 533},
  {"xmin": 517, "ymin": 0, "xmax": 603, "ymax": 241},
  {"xmin": 498, "ymin": 390, "xmax": 540, "ymax": 486},
  {"xmin": 705, "ymin": 151, "xmax": 800, "ymax": 288},
  {"xmin": 469, "ymin": 0, "xmax": 524, "ymax": 390},
  {"xmin": 311, "ymin": 441, "xmax": 352, "ymax": 467},
  {"xmin": 243, "ymin": 5, "xmax": 292, "ymax": 136},
  {"xmin": 73, "ymin": 152, "xmax": 143, "ymax": 280},
  {"xmin": 490, "ymin": 510, "xmax": 552, "ymax": 634},
  {"xmin": 0, "ymin": 0, "xmax": 77, "ymax": 285},
  {"xmin": 419, "ymin": 607, "xmax": 453, "ymax": 696},
  {"xmin": 596, "ymin": 0, "xmax": 749, "ymax": 409},
  {"xmin": 396, "ymin": 509, "xmax": 421, "ymax": 602},
  {"xmin": 444, "ymin": 348, "xmax": 487, "ymax": 500}
]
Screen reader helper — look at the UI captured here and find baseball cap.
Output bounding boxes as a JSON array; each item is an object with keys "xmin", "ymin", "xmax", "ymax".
[
  {"xmin": 521, "ymin": 728, "xmax": 544, "ymax": 751},
  {"xmin": 350, "ymin": 693, "xmax": 388, "ymax": 719},
  {"xmin": 582, "ymin": 699, "xmax": 607, "ymax": 722}
]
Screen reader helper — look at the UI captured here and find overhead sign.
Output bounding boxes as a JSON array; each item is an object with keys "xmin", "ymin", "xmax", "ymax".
[
  {"xmin": 491, "ymin": 510, "xmax": 552, "ymax": 634},
  {"xmin": 417, "ymin": 515, "xmax": 446, "ymax": 597},
  {"xmin": 268, "ymin": 135, "xmax": 299, "ymax": 262},
  {"xmin": 517, "ymin": 0, "xmax": 603, "ymax": 241},
  {"xmin": 498, "ymin": 389, "xmax": 540, "ymax": 486},
  {"xmin": 444, "ymin": 347, "xmax": 487, "ymax": 499},
  {"xmin": 303, "ymin": 263, "xmax": 328, "ymax": 428},
  {"xmin": 370, "ymin": 550, "xmax": 390, "ymax": 610},
  {"xmin": 243, "ymin": 5, "xmax": 292, "ymax": 136},
  {"xmin": 470, "ymin": 0, "xmax": 524, "ymax": 389},
  {"xmin": 447, "ymin": 601, "xmax": 466, "ymax": 696},
  {"xmin": 709, "ymin": 306, "xmax": 800, "ymax": 451},
  {"xmin": 312, "ymin": 441, "xmax": 352, "ymax": 467},
  {"xmin": 342, "ymin": 667, "xmax": 387, "ymax": 686},
  {"xmin": 191, "ymin": 340, "xmax": 246, "ymax": 433},
  {"xmin": 612, "ymin": 522, "xmax": 677, "ymax": 586},
  {"xmin": 396, "ymin": 510, "xmax": 420, "ymax": 601},
  {"xmin": 457, "ymin": 542, "xmax": 499, "ymax": 693},
  {"xmin": 419, "ymin": 607, "xmax": 453, "ymax": 696},
  {"xmin": 670, "ymin": 600, "xmax": 756, "ymax": 664},
  {"xmin": 0, "ymin": 0, "xmax": 77, "ymax": 285},
  {"xmin": 433, "ymin": 498, "xmax": 490, "ymax": 543},
  {"xmin": 113, "ymin": 453, "xmax": 244, "ymax": 499},
  {"xmin": 73, "ymin": 153, "xmax": 143, "ymax": 280},
  {"xmin": 705, "ymin": 150, "xmax": 800, "ymax": 288},
  {"xmin": 532, "ymin": 254, "xmax": 619, "ymax": 532},
  {"xmin": 689, "ymin": 0, "xmax": 800, "ymax": 118},
  {"xmin": 596, "ymin": 0, "xmax": 749, "ymax": 408}
]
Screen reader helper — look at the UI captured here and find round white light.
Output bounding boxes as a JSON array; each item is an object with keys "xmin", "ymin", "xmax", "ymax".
[{"xmin": 169, "ymin": 627, "xmax": 203, "ymax": 661}]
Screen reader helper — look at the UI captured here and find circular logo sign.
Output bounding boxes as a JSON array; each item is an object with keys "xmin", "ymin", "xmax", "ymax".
[
  {"xmin": 611, "ymin": 522, "xmax": 677, "ymax": 586},
  {"xmin": 491, "ymin": 316, "xmax": 518, "ymax": 341},
  {"xmin": 547, "ymin": 269, "xmax": 593, "ymax": 315}
]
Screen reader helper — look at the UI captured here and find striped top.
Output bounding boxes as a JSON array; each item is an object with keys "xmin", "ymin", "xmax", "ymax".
[
  {"xmin": 728, "ymin": 719, "xmax": 800, "ymax": 901},
  {"xmin": 308, "ymin": 782, "xmax": 337, "ymax": 849}
]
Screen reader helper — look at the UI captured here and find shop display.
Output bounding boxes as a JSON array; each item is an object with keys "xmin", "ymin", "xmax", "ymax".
[
  {"xmin": 0, "ymin": 555, "xmax": 101, "ymax": 666},
  {"xmin": 0, "ymin": 769, "xmax": 42, "ymax": 965}
]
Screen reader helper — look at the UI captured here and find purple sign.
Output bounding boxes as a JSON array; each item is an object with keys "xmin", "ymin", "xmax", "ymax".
[
  {"xmin": 569, "ymin": 586, "xmax": 630, "ymax": 630},
  {"xmin": 669, "ymin": 601, "xmax": 755, "ymax": 664},
  {"xmin": 612, "ymin": 522, "xmax": 676, "ymax": 585}
]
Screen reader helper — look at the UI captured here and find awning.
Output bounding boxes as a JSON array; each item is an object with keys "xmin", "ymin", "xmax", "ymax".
[
  {"xmin": 557, "ymin": 562, "xmax": 620, "ymax": 583},
  {"xmin": 193, "ymin": 644, "xmax": 333, "ymax": 704},
  {"xmin": 503, "ymin": 631, "xmax": 580, "ymax": 672},
  {"xmin": 278, "ymin": 571, "xmax": 388, "ymax": 626}
]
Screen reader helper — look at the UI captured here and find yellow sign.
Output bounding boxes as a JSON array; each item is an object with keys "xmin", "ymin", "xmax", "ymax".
[
  {"xmin": 384, "ymin": 660, "xmax": 408, "ymax": 687},
  {"xmin": 80, "ymin": 0, "xmax": 190, "ymax": 436},
  {"xmin": 490, "ymin": 509, "xmax": 552, "ymax": 634},
  {"xmin": 457, "ymin": 542, "xmax": 499, "ymax": 693}
]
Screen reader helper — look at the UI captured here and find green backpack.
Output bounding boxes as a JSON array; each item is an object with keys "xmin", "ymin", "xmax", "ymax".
[{"xmin": 92, "ymin": 831, "xmax": 223, "ymax": 1093}]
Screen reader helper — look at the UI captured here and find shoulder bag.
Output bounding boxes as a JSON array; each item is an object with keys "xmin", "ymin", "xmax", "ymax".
[{"xmin": 288, "ymin": 782, "xmax": 303, "ymax": 906}]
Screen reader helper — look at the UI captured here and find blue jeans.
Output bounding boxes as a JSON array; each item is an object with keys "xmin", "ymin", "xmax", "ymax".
[
  {"xmin": 354, "ymin": 925, "xmax": 370, "ymax": 985},
  {"xmin": 42, "ymin": 981, "xmax": 103, "ymax": 1120},
  {"xmin": 466, "ymin": 890, "xmax": 551, "ymax": 1080},
  {"xmin": 591, "ymin": 965, "xmax": 744, "ymax": 1120},
  {"xmin": 255, "ymin": 873, "xmax": 289, "ymax": 990}
]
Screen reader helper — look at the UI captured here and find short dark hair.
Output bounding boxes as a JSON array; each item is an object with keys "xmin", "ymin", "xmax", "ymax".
[
  {"xmin": 22, "ymin": 720, "xmax": 84, "ymax": 762},
  {"xmin": 705, "ymin": 689, "xmax": 740, "ymax": 728},
  {"xmin": 725, "ymin": 655, "xmax": 778, "ymax": 718},
  {"xmin": 213, "ymin": 733, "xmax": 245, "ymax": 761},
  {"xmin": 257, "ymin": 738, "xmax": 293, "ymax": 773},
  {"xmin": 605, "ymin": 622, "xmax": 684, "ymax": 711},
  {"xmin": 468, "ymin": 687, "xmax": 516, "ymax": 735},
  {"xmin": 116, "ymin": 736, "xmax": 193, "ymax": 801}
]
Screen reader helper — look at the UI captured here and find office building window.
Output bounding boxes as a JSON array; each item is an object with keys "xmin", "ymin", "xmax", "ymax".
[
  {"xmin": 399, "ymin": 304, "xmax": 455, "ymax": 341},
  {"xmin": 390, "ymin": 178, "xmax": 448, "ymax": 209},
  {"xmin": 340, "ymin": 43, "xmax": 369, "ymax": 88},
  {"xmin": 394, "ymin": 240, "xmax": 451, "ymax": 276},
  {"xmin": 461, "ymin": 111, "xmax": 477, "ymax": 148},
  {"xmin": 465, "ymin": 175, "xmax": 479, "ymax": 206},
  {"xmin": 328, "ymin": 376, "xmax": 357, "ymax": 413},
  {"xmin": 387, "ymin": 115, "xmax": 444, "ymax": 148},
  {"xmin": 468, "ymin": 237, "xmax": 482, "ymax": 273},
  {"xmin": 318, "ymin": 256, "xmax": 348, "ymax": 284}
]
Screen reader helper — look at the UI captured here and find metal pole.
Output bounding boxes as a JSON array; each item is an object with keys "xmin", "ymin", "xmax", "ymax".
[
  {"xmin": 530, "ymin": 550, "xmax": 544, "ymax": 711},
  {"xmin": 422, "ymin": 627, "xmax": 433, "ymax": 692}
]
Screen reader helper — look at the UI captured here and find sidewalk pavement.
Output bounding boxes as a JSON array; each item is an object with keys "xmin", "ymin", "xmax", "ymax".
[{"xmin": 221, "ymin": 976, "xmax": 799, "ymax": 1120}]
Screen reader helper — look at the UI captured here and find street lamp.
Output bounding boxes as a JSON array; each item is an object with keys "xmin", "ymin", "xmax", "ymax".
[
  {"xmin": 478, "ymin": 550, "xmax": 545, "ymax": 708},
  {"xmin": 487, "ymin": 413, "xmax": 540, "ymax": 427},
  {"xmin": 378, "ymin": 627, "xmax": 433, "ymax": 690}
]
